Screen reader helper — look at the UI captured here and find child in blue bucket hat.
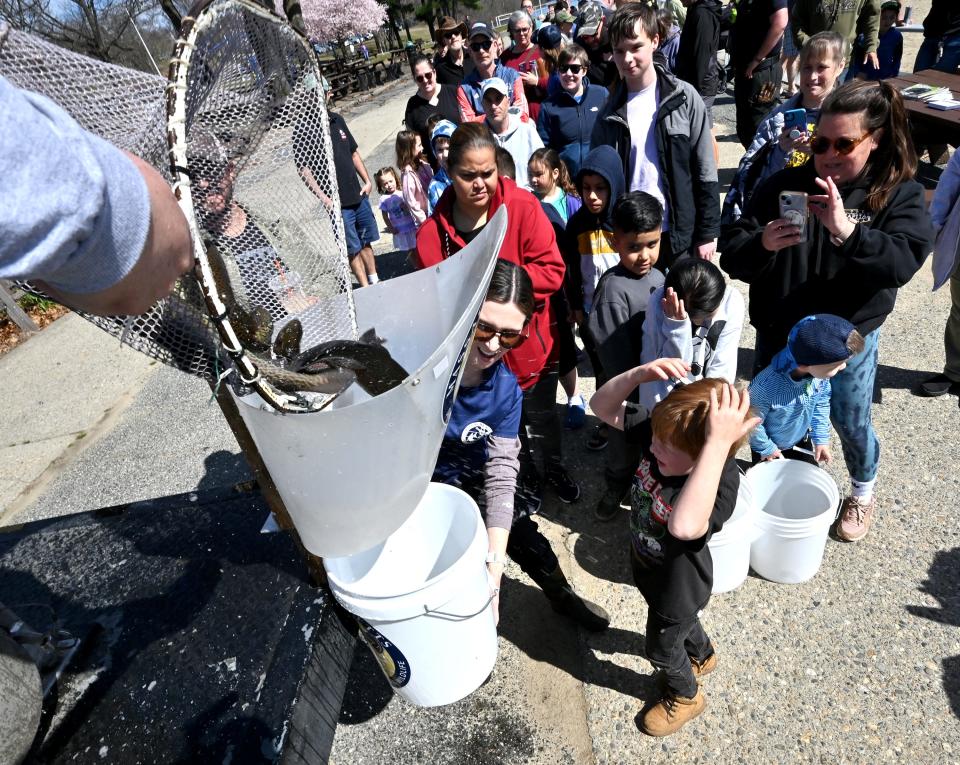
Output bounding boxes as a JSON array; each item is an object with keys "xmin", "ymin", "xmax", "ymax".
[{"xmin": 748, "ymin": 314, "xmax": 865, "ymax": 469}]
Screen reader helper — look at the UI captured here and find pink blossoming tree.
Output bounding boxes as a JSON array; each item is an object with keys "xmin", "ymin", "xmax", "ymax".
[{"xmin": 298, "ymin": 0, "xmax": 387, "ymax": 43}]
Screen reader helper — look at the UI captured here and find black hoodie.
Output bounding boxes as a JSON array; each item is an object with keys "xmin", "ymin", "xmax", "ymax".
[
  {"xmin": 675, "ymin": 0, "xmax": 722, "ymax": 99},
  {"xmin": 719, "ymin": 162, "xmax": 933, "ymax": 349},
  {"xmin": 560, "ymin": 145, "xmax": 627, "ymax": 312},
  {"xmin": 922, "ymin": 0, "xmax": 960, "ymax": 39}
]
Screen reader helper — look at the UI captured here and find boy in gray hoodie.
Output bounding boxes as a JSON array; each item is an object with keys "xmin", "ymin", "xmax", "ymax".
[{"xmin": 587, "ymin": 191, "xmax": 665, "ymax": 519}]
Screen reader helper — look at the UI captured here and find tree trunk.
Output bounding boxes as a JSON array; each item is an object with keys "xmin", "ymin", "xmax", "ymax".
[
  {"xmin": 158, "ymin": 0, "xmax": 182, "ymax": 31},
  {"xmin": 281, "ymin": 0, "xmax": 306, "ymax": 36},
  {"xmin": 385, "ymin": 7, "xmax": 404, "ymax": 49}
]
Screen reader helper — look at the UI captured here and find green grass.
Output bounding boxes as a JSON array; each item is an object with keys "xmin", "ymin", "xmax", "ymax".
[{"xmin": 18, "ymin": 293, "xmax": 58, "ymax": 312}]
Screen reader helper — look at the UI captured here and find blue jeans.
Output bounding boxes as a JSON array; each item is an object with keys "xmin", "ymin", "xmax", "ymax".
[
  {"xmin": 829, "ymin": 328, "xmax": 880, "ymax": 483},
  {"xmin": 914, "ymin": 35, "xmax": 960, "ymax": 74},
  {"xmin": 341, "ymin": 196, "xmax": 379, "ymax": 256}
]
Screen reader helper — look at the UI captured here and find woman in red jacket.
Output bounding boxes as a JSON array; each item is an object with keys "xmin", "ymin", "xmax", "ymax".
[{"xmin": 414, "ymin": 123, "xmax": 580, "ymax": 504}]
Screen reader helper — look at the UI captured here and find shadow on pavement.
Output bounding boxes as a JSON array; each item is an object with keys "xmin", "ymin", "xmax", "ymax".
[
  {"xmin": 497, "ymin": 577, "xmax": 656, "ymax": 701},
  {"xmin": 876, "ymin": 364, "xmax": 944, "ymax": 395},
  {"xmin": 569, "ymin": 518, "xmax": 633, "ymax": 587},
  {"xmin": 195, "ymin": 449, "xmax": 252, "ymax": 493},
  {"xmin": 374, "ymin": 249, "xmax": 417, "ymax": 281},
  {"xmin": 718, "ymin": 166, "xmax": 737, "ymax": 191},
  {"xmin": 905, "ymin": 546, "xmax": 960, "ymax": 720}
]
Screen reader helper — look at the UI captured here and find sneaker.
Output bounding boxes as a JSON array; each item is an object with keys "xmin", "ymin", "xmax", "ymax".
[
  {"xmin": 834, "ymin": 495, "xmax": 876, "ymax": 542},
  {"xmin": 912, "ymin": 373, "xmax": 960, "ymax": 398},
  {"xmin": 690, "ymin": 652, "xmax": 717, "ymax": 679},
  {"xmin": 546, "ymin": 464, "xmax": 581, "ymax": 503},
  {"xmin": 594, "ymin": 488, "xmax": 626, "ymax": 521},
  {"xmin": 564, "ymin": 400, "xmax": 587, "ymax": 429},
  {"xmin": 639, "ymin": 688, "xmax": 706, "ymax": 736},
  {"xmin": 586, "ymin": 424, "xmax": 608, "ymax": 451}
]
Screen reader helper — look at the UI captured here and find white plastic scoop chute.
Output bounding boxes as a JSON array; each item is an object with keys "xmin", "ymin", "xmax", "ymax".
[{"xmin": 232, "ymin": 208, "xmax": 508, "ymax": 557}]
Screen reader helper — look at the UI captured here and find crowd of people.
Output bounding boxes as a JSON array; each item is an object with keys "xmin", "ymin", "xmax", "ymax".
[
  {"xmin": 5, "ymin": 0, "xmax": 960, "ymax": 746},
  {"xmin": 336, "ymin": 0, "xmax": 955, "ymax": 738}
]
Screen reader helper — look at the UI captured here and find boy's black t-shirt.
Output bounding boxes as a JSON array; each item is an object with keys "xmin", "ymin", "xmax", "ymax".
[{"xmin": 623, "ymin": 403, "xmax": 740, "ymax": 621}]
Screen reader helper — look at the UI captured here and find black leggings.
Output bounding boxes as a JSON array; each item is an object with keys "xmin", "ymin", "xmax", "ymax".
[
  {"xmin": 519, "ymin": 366, "xmax": 563, "ymax": 474},
  {"xmin": 552, "ymin": 291, "xmax": 579, "ymax": 378}
]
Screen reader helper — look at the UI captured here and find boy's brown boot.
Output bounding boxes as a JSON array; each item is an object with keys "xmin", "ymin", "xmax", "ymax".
[
  {"xmin": 639, "ymin": 688, "xmax": 706, "ymax": 737},
  {"xmin": 690, "ymin": 652, "xmax": 717, "ymax": 679}
]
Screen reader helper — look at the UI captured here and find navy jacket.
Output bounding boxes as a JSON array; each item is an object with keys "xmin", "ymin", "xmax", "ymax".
[
  {"xmin": 561, "ymin": 146, "xmax": 627, "ymax": 311},
  {"xmin": 536, "ymin": 80, "xmax": 608, "ymax": 178}
]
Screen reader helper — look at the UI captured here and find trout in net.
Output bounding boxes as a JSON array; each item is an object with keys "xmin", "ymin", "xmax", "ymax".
[{"xmin": 207, "ymin": 244, "xmax": 409, "ymax": 398}]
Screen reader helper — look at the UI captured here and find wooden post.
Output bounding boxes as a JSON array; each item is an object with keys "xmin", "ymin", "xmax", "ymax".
[
  {"xmin": 0, "ymin": 282, "xmax": 39, "ymax": 333},
  {"xmin": 209, "ymin": 382, "xmax": 327, "ymax": 587}
]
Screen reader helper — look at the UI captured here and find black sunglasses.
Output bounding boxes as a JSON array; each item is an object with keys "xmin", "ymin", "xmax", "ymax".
[
  {"xmin": 470, "ymin": 40, "xmax": 494, "ymax": 52},
  {"xmin": 474, "ymin": 320, "xmax": 529, "ymax": 348},
  {"xmin": 415, "ymin": 71, "xmax": 434, "ymax": 83},
  {"xmin": 560, "ymin": 63, "xmax": 584, "ymax": 74},
  {"xmin": 809, "ymin": 130, "xmax": 874, "ymax": 156}
]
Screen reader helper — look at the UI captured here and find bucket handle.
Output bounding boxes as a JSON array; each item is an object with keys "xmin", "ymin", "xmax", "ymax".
[{"xmin": 424, "ymin": 588, "xmax": 498, "ymax": 621}]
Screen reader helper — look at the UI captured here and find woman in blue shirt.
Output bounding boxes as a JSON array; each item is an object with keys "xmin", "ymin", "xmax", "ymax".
[{"xmin": 433, "ymin": 260, "xmax": 608, "ymax": 630}]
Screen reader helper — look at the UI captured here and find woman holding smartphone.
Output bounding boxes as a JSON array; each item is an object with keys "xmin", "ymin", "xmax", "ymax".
[
  {"xmin": 719, "ymin": 80, "xmax": 933, "ymax": 545},
  {"xmin": 723, "ymin": 32, "xmax": 845, "ymax": 223}
]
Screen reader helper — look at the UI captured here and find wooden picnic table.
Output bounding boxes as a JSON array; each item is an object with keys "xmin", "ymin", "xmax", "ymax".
[
  {"xmin": 887, "ymin": 69, "xmax": 960, "ymax": 147},
  {"xmin": 317, "ymin": 47, "xmax": 413, "ymax": 101}
]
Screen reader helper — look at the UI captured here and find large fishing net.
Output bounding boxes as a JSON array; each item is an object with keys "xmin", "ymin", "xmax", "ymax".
[{"xmin": 0, "ymin": 0, "xmax": 358, "ymax": 412}]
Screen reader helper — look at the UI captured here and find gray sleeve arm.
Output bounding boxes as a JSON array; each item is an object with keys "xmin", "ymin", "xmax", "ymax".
[
  {"xmin": 0, "ymin": 76, "xmax": 151, "ymax": 293},
  {"xmin": 483, "ymin": 435, "xmax": 521, "ymax": 530}
]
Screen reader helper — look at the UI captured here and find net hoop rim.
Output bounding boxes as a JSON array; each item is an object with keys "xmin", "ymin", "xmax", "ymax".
[{"xmin": 166, "ymin": 0, "xmax": 330, "ymax": 414}]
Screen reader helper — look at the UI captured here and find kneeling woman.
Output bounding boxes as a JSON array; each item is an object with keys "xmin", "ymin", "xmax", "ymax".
[{"xmin": 433, "ymin": 260, "xmax": 608, "ymax": 630}]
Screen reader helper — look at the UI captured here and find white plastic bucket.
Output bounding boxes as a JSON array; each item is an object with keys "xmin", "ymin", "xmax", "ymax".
[
  {"xmin": 233, "ymin": 210, "xmax": 507, "ymax": 557},
  {"xmin": 323, "ymin": 483, "xmax": 498, "ymax": 707},
  {"xmin": 746, "ymin": 460, "xmax": 840, "ymax": 584},
  {"xmin": 707, "ymin": 478, "xmax": 756, "ymax": 594}
]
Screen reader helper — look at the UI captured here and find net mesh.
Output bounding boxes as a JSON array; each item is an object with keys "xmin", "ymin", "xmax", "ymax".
[{"xmin": 0, "ymin": 6, "xmax": 357, "ymax": 406}]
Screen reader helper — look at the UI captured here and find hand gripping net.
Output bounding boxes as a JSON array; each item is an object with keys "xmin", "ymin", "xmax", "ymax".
[{"xmin": 0, "ymin": 1, "xmax": 358, "ymax": 413}]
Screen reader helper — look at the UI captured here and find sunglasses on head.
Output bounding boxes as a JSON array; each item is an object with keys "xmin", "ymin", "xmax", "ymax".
[
  {"xmin": 474, "ymin": 320, "xmax": 528, "ymax": 348},
  {"xmin": 415, "ymin": 71, "xmax": 434, "ymax": 83},
  {"xmin": 560, "ymin": 63, "xmax": 584, "ymax": 74},
  {"xmin": 809, "ymin": 130, "xmax": 874, "ymax": 156},
  {"xmin": 470, "ymin": 40, "xmax": 494, "ymax": 52}
]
